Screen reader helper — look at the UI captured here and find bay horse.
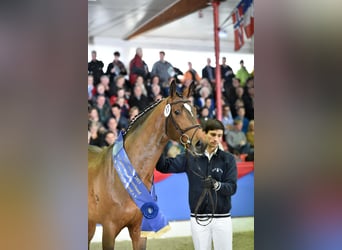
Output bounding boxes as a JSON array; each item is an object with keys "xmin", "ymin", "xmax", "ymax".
[{"xmin": 88, "ymin": 80, "xmax": 207, "ymax": 250}]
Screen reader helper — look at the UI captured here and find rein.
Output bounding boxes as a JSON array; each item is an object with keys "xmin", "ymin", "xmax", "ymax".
[{"xmin": 186, "ymin": 151, "xmax": 217, "ymax": 226}]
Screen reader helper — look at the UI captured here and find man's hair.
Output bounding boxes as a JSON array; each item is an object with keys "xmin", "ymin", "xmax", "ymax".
[
  {"xmin": 114, "ymin": 51, "xmax": 120, "ymax": 57},
  {"xmin": 111, "ymin": 103, "xmax": 121, "ymax": 109},
  {"xmin": 233, "ymin": 118, "xmax": 242, "ymax": 125},
  {"xmin": 105, "ymin": 130, "xmax": 114, "ymax": 136},
  {"xmin": 204, "ymin": 119, "xmax": 224, "ymax": 133}
]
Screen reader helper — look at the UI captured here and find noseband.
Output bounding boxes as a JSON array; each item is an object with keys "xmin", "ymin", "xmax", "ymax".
[{"xmin": 165, "ymin": 99, "xmax": 201, "ymax": 149}]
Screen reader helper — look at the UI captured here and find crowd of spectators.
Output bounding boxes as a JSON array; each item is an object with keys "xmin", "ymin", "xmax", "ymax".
[{"xmin": 88, "ymin": 48, "xmax": 254, "ymax": 161}]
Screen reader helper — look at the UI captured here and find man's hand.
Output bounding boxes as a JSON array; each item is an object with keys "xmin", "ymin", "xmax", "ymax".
[
  {"xmin": 202, "ymin": 176, "xmax": 221, "ymax": 191},
  {"xmin": 202, "ymin": 176, "xmax": 214, "ymax": 189}
]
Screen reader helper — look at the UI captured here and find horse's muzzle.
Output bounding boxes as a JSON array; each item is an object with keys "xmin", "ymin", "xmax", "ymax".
[{"xmin": 194, "ymin": 139, "xmax": 207, "ymax": 155}]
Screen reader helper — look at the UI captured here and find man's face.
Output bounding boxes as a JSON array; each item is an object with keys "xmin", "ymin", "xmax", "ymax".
[
  {"xmin": 88, "ymin": 76, "xmax": 94, "ymax": 85},
  {"xmin": 223, "ymin": 107, "xmax": 230, "ymax": 114},
  {"xmin": 236, "ymin": 122, "xmax": 243, "ymax": 131},
  {"xmin": 108, "ymin": 118, "xmax": 117, "ymax": 129},
  {"xmin": 105, "ymin": 133, "xmax": 116, "ymax": 145},
  {"xmin": 206, "ymin": 129, "xmax": 223, "ymax": 149},
  {"xmin": 134, "ymin": 86, "xmax": 142, "ymax": 96},
  {"xmin": 97, "ymin": 96, "xmax": 105, "ymax": 106},
  {"xmin": 112, "ymin": 107, "xmax": 120, "ymax": 116}
]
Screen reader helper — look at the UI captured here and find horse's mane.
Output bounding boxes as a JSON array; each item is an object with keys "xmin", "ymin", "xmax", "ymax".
[
  {"xmin": 88, "ymin": 145, "xmax": 104, "ymax": 153},
  {"xmin": 123, "ymin": 98, "xmax": 164, "ymax": 137}
]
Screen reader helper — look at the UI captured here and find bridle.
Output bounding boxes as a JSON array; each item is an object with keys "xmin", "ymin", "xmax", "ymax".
[{"xmin": 165, "ymin": 99, "xmax": 201, "ymax": 151}]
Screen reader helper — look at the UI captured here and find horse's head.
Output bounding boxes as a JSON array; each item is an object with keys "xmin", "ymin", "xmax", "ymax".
[{"xmin": 164, "ymin": 80, "xmax": 207, "ymax": 155}]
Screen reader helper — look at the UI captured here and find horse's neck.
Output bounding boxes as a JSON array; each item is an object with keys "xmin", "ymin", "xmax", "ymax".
[{"xmin": 124, "ymin": 107, "xmax": 168, "ymax": 187}]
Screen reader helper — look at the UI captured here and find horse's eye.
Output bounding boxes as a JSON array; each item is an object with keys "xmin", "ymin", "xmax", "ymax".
[{"xmin": 174, "ymin": 110, "xmax": 181, "ymax": 115}]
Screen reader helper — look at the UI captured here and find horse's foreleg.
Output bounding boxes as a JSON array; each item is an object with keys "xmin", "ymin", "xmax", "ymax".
[
  {"xmin": 102, "ymin": 223, "xmax": 117, "ymax": 250},
  {"xmin": 88, "ymin": 221, "xmax": 96, "ymax": 249},
  {"xmin": 128, "ymin": 224, "xmax": 146, "ymax": 250},
  {"xmin": 139, "ymin": 237, "xmax": 147, "ymax": 250}
]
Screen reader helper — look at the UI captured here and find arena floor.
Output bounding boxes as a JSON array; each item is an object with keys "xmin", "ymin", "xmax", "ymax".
[{"xmin": 91, "ymin": 217, "xmax": 254, "ymax": 242}]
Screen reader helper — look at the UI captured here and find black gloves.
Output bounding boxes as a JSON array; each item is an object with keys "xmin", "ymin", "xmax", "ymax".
[
  {"xmin": 202, "ymin": 176, "xmax": 214, "ymax": 189},
  {"xmin": 202, "ymin": 176, "xmax": 221, "ymax": 191}
]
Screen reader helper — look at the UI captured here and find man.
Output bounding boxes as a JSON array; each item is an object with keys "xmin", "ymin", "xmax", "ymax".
[
  {"xmin": 226, "ymin": 118, "xmax": 251, "ymax": 155},
  {"xmin": 157, "ymin": 119, "xmax": 237, "ymax": 250},
  {"xmin": 222, "ymin": 104, "xmax": 234, "ymax": 133},
  {"xmin": 129, "ymin": 47, "xmax": 150, "ymax": 86},
  {"xmin": 151, "ymin": 51, "xmax": 175, "ymax": 85},
  {"xmin": 95, "ymin": 94, "xmax": 111, "ymax": 126},
  {"xmin": 128, "ymin": 84, "xmax": 150, "ymax": 112},
  {"xmin": 220, "ymin": 57, "xmax": 234, "ymax": 83},
  {"xmin": 101, "ymin": 130, "xmax": 117, "ymax": 147},
  {"xmin": 106, "ymin": 51, "xmax": 127, "ymax": 83},
  {"xmin": 220, "ymin": 57, "xmax": 235, "ymax": 97},
  {"xmin": 202, "ymin": 58, "xmax": 216, "ymax": 86},
  {"xmin": 235, "ymin": 60, "xmax": 250, "ymax": 87},
  {"xmin": 88, "ymin": 50, "xmax": 104, "ymax": 86},
  {"xmin": 235, "ymin": 106, "xmax": 249, "ymax": 134},
  {"xmin": 182, "ymin": 61, "xmax": 201, "ymax": 85},
  {"xmin": 110, "ymin": 104, "xmax": 129, "ymax": 131},
  {"xmin": 151, "ymin": 51, "xmax": 175, "ymax": 96}
]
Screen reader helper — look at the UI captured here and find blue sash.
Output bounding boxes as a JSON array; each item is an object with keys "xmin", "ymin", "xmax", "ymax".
[{"xmin": 112, "ymin": 131, "xmax": 170, "ymax": 237}]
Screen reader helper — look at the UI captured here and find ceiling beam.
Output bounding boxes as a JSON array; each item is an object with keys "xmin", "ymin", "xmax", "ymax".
[{"xmin": 124, "ymin": 0, "xmax": 210, "ymax": 40}]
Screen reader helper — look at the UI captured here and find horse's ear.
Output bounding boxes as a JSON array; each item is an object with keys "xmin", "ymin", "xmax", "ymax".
[
  {"xmin": 183, "ymin": 81, "xmax": 195, "ymax": 98},
  {"xmin": 169, "ymin": 79, "xmax": 177, "ymax": 98}
]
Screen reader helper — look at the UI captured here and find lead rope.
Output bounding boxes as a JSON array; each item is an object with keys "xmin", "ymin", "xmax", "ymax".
[{"xmin": 186, "ymin": 150, "xmax": 217, "ymax": 226}]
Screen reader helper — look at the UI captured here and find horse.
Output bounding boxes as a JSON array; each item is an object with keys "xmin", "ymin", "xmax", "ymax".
[{"xmin": 88, "ymin": 80, "xmax": 208, "ymax": 250}]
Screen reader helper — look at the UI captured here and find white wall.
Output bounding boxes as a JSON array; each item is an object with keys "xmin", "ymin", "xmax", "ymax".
[{"xmin": 88, "ymin": 37, "xmax": 254, "ymax": 76}]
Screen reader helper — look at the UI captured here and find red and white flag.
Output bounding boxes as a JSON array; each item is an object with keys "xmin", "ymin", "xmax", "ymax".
[
  {"xmin": 243, "ymin": 0, "xmax": 254, "ymax": 38},
  {"xmin": 232, "ymin": 2, "xmax": 245, "ymax": 51}
]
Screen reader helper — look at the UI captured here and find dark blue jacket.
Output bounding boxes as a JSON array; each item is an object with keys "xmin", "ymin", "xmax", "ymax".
[{"xmin": 156, "ymin": 149, "xmax": 237, "ymax": 215}]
